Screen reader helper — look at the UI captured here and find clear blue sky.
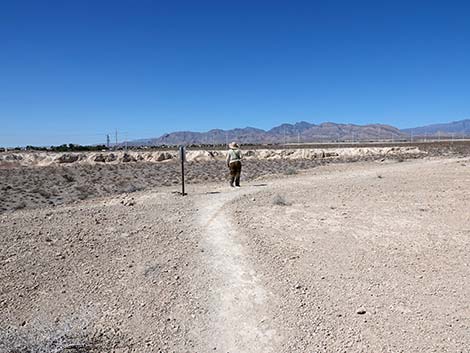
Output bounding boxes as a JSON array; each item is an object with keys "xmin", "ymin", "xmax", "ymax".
[{"xmin": 1, "ymin": 0, "xmax": 469, "ymax": 146}]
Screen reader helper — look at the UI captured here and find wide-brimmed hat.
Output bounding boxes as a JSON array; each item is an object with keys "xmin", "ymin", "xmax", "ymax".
[{"xmin": 229, "ymin": 141, "xmax": 239, "ymax": 149}]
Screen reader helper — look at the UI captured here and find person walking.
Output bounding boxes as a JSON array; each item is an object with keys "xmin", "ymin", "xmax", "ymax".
[{"xmin": 226, "ymin": 142, "xmax": 242, "ymax": 187}]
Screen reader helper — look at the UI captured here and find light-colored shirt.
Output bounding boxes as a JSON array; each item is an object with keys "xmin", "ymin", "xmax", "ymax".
[{"xmin": 226, "ymin": 148, "xmax": 242, "ymax": 164}]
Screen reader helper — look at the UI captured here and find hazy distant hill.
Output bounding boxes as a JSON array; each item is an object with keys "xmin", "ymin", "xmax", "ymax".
[
  {"xmin": 402, "ymin": 119, "xmax": 470, "ymax": 136},
  {"xmin": 129, "ymin": 121, "xmax": 405, "ymax": 146}
]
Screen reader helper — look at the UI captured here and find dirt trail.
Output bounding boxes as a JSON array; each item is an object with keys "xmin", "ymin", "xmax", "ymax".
[{"xmin": 196, "ymin": 188, "xmax": 278, "ymax": 352}]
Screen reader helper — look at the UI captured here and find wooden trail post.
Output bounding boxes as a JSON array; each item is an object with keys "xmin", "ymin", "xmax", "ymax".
[{"xmin": 179, "ymin": 145, "xmax": 187, "ymax": 196}]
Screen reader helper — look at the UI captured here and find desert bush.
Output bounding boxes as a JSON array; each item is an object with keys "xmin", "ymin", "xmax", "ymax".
[
  {"xmin": 284, "ymin": 167, "xmax": 297, "ymax": 175},
  {"xmin": 122, "ymin": 184, "xmax": 140, "ymax": 193},
  {"xmin": 144, "ymin": 264, "xmax": 160, "ymax": 277},
  {"xmin": 272, "ymin": 194, "xmax": 291, "ymax": 206},
  {"xmin": 75, "ymin": 185, "xmax": 93, "ymax": 200},
  {"xmin": 62, "ymin": 174, "xmax": 75, "ymax": 183},
  {"xmin": 14, "ymin": 201, "xmax": 27, "ymax": 210},
  {"xmin": 32, "ymin": 188, "xmax": 51, "ymax": 199}
]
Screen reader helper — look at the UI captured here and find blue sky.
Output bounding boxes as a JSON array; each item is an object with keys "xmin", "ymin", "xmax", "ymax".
[{"xmin": 1, "ymin": 0, "xmax": 469, "ymax": 146}]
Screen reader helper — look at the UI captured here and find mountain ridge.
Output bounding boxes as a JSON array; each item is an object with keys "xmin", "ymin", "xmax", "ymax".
[
  {"xmin": 128, "ymin": 119, "xmax": 470, "ymax": 146},
  {"xmin": 402, "ymin": 119, "xmax": 470, "ymax": 136}
]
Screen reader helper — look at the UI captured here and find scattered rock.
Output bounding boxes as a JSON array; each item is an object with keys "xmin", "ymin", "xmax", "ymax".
[{"xmin": 121, "ymin": 198, "xmax": 136, "ymax": 206}]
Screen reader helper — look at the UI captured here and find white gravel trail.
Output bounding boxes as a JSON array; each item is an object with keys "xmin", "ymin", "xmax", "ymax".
[{"xmin": 197, "ymin": 187, "xmax": 278, "ymax": 352}]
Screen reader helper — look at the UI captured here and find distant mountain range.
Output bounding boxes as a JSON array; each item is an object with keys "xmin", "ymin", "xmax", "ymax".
[
  {"xmin": 128, "ymin": 119, "xmax": 470, "ymax": 146},
  {"xmin": 402, "ymin": 119, "xmax": 470, "ymax": 137}
]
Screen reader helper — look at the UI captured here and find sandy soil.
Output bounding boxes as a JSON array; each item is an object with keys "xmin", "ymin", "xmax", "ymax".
[{"xmin": 1, "ymin": 156, "xmax": 469, "ymax": 352}]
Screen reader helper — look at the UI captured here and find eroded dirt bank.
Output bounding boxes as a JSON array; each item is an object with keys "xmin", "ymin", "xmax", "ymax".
[{"xmin": 0, "ymin": 146, "xmax": 423, "ymax": 167}]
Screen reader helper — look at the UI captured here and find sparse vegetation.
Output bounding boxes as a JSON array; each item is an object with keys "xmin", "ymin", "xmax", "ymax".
[
  {"xmin": 62, "ymin": 174, "xmax": 75, "ymax": 183},
  {"xmin": 75, "ymin": 184, "xmax": 92, "ymax": 200},
  {"xmin": 272, "ymin": 194, "xmax": 290, "ymax": 206},
  {"xmin": 32, "ymin": 188, "xmax": 52, "ymax": 198},
  {"xmin": 14, "ymin": 201, "xmax": 27, "ymax": 210},
  {"xmin": 284, "ymin": 167, "xmax": 298, "ymax": 175}
]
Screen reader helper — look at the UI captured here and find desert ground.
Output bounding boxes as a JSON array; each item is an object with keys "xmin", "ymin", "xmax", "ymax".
[
  {"xmin": 1, "ymin": 145, "xmax": 469, "ymax": 352},
  {"xmin": 0, "ymin": 145, "xmax": 430, "ymax": 213}
]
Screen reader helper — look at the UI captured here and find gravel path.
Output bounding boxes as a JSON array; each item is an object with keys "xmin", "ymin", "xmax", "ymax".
[{"xmin": 196, "ymin": 188, "xmax": 278, "ymax": 352}]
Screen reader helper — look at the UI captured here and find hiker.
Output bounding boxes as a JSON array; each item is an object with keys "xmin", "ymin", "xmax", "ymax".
[{"xmin": 226, "ymin": 142, "xmax": 242, "ymax": 187}]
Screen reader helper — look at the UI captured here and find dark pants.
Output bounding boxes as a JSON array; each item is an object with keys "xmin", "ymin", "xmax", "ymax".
[{"xmin": 229, "ymin": 161, "xmax": 242, "ymax": 186}]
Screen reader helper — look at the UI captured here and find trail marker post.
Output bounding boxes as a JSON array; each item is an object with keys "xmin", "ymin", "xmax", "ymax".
[{"xmin": 179, "ymin": 145, "xmax": 187, "ymax": 196}]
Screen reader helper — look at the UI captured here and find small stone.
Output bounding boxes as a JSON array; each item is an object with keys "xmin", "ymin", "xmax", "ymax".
[{"xmin": 356, "ymin": 308, "xmax": 366, "ymax": 315}]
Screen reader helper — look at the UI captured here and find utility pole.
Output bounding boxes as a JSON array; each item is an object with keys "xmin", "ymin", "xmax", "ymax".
[
  {"xmin": 115, "ymin": 129, "xmax": 118, "ymax": 145},
  {"xmin": 106, "ymin": 134, "xmax": 110, "ymax": 148}
]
